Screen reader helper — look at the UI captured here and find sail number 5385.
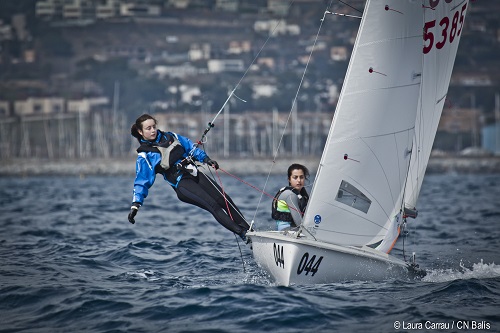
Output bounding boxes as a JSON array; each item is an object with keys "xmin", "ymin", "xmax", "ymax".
[
  {"xmin": 296, "ymin": 252, "xmax": 323, "ymax": 277},
  {"xmin": 423, "ymin": 3, "xmax": 467, "ymax": 54}
]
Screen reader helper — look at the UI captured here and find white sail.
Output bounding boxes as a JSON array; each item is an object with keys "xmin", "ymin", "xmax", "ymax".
[
  {"xmin": 405, "ymin": 0, "xmax": 470, "ymax": 208},
  {"xmin": 301, "ymin": 0, "xmax": 424, "ymax": 251},
  {"xmin": 248, "ymin": 0, "xmax": 469, "ymax": 285}
]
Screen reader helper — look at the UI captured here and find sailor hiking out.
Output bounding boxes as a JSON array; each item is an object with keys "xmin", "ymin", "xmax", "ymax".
[{"xmin": 128, "ymin": 114, "xmax": 250, "ymax": 241}]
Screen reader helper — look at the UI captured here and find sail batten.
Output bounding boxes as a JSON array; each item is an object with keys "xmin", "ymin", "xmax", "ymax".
[{"xmin": 343, "ymin": 82, "xmax": 421, "ymax": 97}]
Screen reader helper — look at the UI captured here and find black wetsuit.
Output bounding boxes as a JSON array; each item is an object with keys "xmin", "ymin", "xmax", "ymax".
[{"xmin": 132, "ymin": 130, "xmax": 250, "ymax": 236}]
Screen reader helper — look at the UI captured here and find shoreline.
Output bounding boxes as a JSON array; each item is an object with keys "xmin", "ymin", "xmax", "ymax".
[{"xmin": 1, "ymin": 156, "xmax": 500, "ymax": 177}]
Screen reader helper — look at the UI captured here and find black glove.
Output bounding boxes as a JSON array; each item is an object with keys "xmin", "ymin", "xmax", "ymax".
[
  {"xmin": 128, "ymin": 203, "xmax": 140, "ymax": 224},
  {"xmin": 204, "ymin": 157, "xmax": 219, "ymax": 170}
]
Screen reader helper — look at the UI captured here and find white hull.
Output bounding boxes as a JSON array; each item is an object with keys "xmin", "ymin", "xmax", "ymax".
[{"xmin": 247, "ymin": 231, "xmax": 410, "ymax": 286}]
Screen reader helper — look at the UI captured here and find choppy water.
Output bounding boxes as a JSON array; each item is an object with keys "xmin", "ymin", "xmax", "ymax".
[{"xmin": 1, "ymin": 172, "xmax": 499, "ymax": 333}]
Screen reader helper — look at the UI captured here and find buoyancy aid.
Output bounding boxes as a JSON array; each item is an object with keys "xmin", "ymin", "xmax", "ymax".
[
  {"xmin": 271, "ymin": 186, "xmax": 309, "ymax": 223},
  {"xmin": 136, "ymin": 131, "xmax": 186, "ymax": 172}
]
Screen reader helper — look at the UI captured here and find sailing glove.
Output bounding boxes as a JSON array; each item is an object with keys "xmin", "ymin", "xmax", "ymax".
[
  {"xmin": 204, "ymin": 157, "xmax": 219, "ymax": 170},
  {"xmin": 128, "ymin": 202, "xmax": 141, "ymax": 224}
]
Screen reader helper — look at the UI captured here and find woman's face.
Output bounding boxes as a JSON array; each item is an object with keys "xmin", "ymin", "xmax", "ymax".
[
  {"xmin": 289, "ymin": 169, "xmax": 305, "ymax": 192},
  {"xmin": 138, "ymin": 118, "xmax": 157, "ymax": 141}
]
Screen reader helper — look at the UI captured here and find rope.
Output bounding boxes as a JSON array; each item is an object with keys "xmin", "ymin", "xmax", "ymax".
[
  {"xmin": 214, "ymin": 168, "xmax": 234, "ymax": 221},
  {"xmin": 202, "ymin": 164, "xmax": 247, "ymax": 223},
  {"xmin": 219, "ymin": 168, "xmax": 275, "ymax": 201},
  {"xmin": 199, "ymin": 0, "xmax": 352, "ymax": 228},
  {"xmin": 234, "ymin": 233, "xmax": 246, "ymax": 273},
  {"xmin": 213, "ymin": 167, "xmax": 246, "ymax": 274},
  {"xmin": 219, "ymin": 167, "xmax": 304, "ymax": 216},
  {"xmin": 337, "ymin": 0, "xmax": 362, "ymax": 13},
  {"xmin": 250, "ymin": 2, "xmax": 334, "ymax": 225}
]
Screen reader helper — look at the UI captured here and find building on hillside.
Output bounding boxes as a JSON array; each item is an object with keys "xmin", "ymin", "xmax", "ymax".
[
  {"xmin": 120, "ymin": 3, "xmax": 161, "ymax": 16},
  {"xmin": 268, "ymin": 0, "xmax": 289, "ymax": 16},
  {"xmin": 215, "ymin": 0, "xmax": 239, "ymax": 12},
  {"xmin": 208, "ymin": 59, "xmax": 245, "ymax": 73},
  {"xmin": 188, "ymin": 43, "xmax": 211, "ymax": 61},
  {"xmin": 330, "ymin": 46, "xmax": 348, "ymax": 61},
  {"xmin": 154, "ymin": 63, "xmax": 201, "ymax": 79},
  {"xmin": 14, "ymin": 98, "xmax": 65, "ymax": 116},
  {"xmin": 0, "ymin": 101, "xmax": 10, "ymax": 117},
  {"xmin": 438, "ymin": 107, "xmax": 481, "ymax": 133},
  {"xmin": 67, "ymin": 97, "xmax": 110, "ymax": 113},
  {"xmin": 482, "ymin": 123, "xmax": 500, "ymax": 155}
]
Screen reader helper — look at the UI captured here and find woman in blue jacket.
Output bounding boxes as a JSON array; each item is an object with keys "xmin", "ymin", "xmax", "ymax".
[{"xmin": 128, "ymin": 114, "xmax": 250, "ymax": 241}]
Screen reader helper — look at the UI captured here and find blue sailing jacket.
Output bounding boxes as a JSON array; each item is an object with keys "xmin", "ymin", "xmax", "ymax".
[{"xmin": 132, "ymin": 130, "xmax": 207, "ymax": 205}]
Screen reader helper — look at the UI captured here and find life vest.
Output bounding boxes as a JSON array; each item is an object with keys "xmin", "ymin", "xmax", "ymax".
[
  {"xmin": 271, "ymin": 186, "xmax": 309, "ymax": 223},
  {"xmin": 137, "ymin": 131, "xmax": 185, "ymax": 172}
]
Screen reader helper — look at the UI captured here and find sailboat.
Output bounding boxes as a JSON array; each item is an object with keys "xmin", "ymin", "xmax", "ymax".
[{"xmin": 247, "ymin": 0, "xmax": 470, "ymax": 285}]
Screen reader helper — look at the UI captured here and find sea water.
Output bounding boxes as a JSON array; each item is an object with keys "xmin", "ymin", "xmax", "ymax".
[{"xmin": 1, "ymin": 173, "xmax": 499, "ymax": 333}]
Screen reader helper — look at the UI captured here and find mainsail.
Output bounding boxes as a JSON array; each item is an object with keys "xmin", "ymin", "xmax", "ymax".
[
  {"xmin": 302, "ymin": 0, "xmax": 424, "ymax": 252},
  {"xmin": 247, "ymin": 0, "xmax": 470, "ymax": 285},
  {"xmin": 405, "ymin": 0, "xmax": 470, "ymax": 208},
  {"xmin": 301, "ymin": 0, "xmax": 469, "ymax": 253}
]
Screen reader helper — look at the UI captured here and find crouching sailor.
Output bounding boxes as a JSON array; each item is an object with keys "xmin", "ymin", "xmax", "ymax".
[{"xmin": 272, "ymin": 163, "xmax": 310, "ymax": 231}]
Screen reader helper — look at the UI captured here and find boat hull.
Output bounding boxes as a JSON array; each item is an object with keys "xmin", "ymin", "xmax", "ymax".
[{"xmin": 247, "ymin": 231, "xmax": 409, "ymax": 286}]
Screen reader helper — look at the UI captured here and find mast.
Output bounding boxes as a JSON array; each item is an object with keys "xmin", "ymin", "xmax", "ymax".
[
  {"xmin": 112, "ymin": 80, "xmax": 120, "ymax": 156},
  {"xmin": 496, "ymin": 93, "xmax": 500, "ymax": 155},
  {"xmin": 223, "ymin": 92, "xmax": 230, "ymax": 157},
  {"xmin": 292, "ymin": 102, "xmax": 298, "ymax": 155}
]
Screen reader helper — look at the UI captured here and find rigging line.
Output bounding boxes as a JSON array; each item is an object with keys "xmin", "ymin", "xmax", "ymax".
[
  {"xmin": 400, "ymin": 131, "xmax": 414, "ymax": 211},
  {"xmin": 394, "ymin": 132, "xmax": 402, "ymax": 196},
  {"xmin": 203, "ymin": 166, "xmax": 247, "ymax": 222},
  {"xmin": 200, "ymin": 0, "xmax": 297, "ymax": 145},
  {"xmin": 219, "ymin": 167, "xmax": 303, "ymax": 215},
  {"xmin": 411, "ymin": 6, "xmax": 428, "ymax": 205},
  {"xmin": 325, "ymin": 11, "xmax": 362, "ymax": 19},
  {"xmin": 252, "ymin": 1, "xmax": 334, "ymax": 223},
  {"xmin": 298, "ymin": 224, "xmax": 317, "ymax": 241},
  {"xmin": 234, "ymin": 233, "xmax": 246, "ymax": 273},
  {"xmin": 400, "ymin": 139, "xmax": 415, "ymax": 263},
  {"xmin": 337, "ymin": 0, "xmax": 363, "ymax": 14},
  {"xmin": 214, "ymin": 168, "xmax": 234, "ymax": 221},
  {"xmin": 451, "ymin": 0, "xmax": 467, "ymax": 11}
]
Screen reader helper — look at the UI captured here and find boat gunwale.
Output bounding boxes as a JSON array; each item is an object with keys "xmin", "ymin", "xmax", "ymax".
[{"xmin": 247, "ymin": 230, "xmax": 409, "ymax": 268}]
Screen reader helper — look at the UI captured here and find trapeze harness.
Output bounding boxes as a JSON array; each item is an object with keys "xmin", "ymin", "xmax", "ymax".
[
  {"xmin": 271, "ymin": 186, "xmax": 309, "ymax": 227},
  {"xmin": 137, "ymin": 131, "xmax": 195, "ymax": 187}
]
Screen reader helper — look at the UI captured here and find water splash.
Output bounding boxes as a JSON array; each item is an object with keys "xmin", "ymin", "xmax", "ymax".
[
  {"xmin": 126, "ymin": 269, "xmax": 161, "ymax": 281},
  {"xmin": 423, "ymin": 260, "xmax": 500, "ymax": 283}
]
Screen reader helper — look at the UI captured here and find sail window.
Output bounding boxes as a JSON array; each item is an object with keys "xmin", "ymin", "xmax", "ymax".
[{"xmin": 335, "ymin": 180, "xmax": 371, "ymax": 213}]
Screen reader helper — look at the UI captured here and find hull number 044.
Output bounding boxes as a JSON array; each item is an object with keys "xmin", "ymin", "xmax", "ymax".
[{"xmin": 297, "ymin": 252, "xmax": 324, "ymax": 277}]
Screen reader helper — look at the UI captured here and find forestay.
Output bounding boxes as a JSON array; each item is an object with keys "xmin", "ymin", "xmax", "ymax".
[{"xmin": 301, "ymin": 0, "xmax": 424, "ymax": 252}]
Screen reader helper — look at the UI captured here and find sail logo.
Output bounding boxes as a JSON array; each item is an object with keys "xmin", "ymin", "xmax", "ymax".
[{"xmin": 314, "ymin": 215, "xmax": 321, "ymax": 225}]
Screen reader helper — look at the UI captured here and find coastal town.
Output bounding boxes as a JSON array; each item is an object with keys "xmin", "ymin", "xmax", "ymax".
[{"xmin": 0, "ymin": 0, "xmax": 499, "ymax": 173}]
